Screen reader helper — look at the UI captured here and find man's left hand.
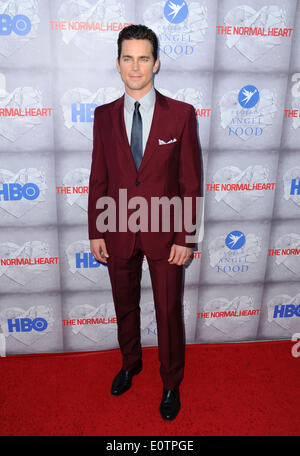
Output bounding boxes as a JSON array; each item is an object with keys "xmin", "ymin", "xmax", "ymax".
[{"xmin": 168, "ymin": 244, "xmax": 193, "ymax": 265}]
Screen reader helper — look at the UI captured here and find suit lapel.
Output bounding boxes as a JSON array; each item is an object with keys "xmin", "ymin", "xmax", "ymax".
[
  {"xmin": 138, "ymin": 89, "xmax": 168, "ymax": 175},
  {"xmin": 111, "ymin": 89, "xmax": 169, "ymax": 177},
  {"xmin": 111, "ymin": 94, "xmax": 138, "ymax": 177}
]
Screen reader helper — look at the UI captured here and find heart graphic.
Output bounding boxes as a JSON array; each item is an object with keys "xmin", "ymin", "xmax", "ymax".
[
  {"xmin": 60, "ymin": 86, "xmax": 122, "ymax": 140},
  {"xmin": 0, "ymin": 305, "xmax": 54, "ymax": 345},
  {"xmin": 203, "ymin": 295, "xmax": 256, "ymax": 334},
  {"xmin": 213, "ymin": 165, "xmax": 270, "ymax": 213},
  {"xmin": 63, "ymin": 168, "xmax": 90, "ymax": 211},
  {"xmin": 66, "ymin": 240, "xmax": 148, "ymax": 282},
  {"xmin": 66, "ymin": 240, "xmax": 109, "ymax": 283},
  {"xmin": 267, "ymin": 293, "xmax": 300, "ymax": 330},
  {"xmin": 208, "ymin": 233, "xmax": 261, "ymax": 277},
  {"xmin": 220, "ymin": 88, "xmax": 277, "ymax": 141},
  {"xmin": 158, "ymin": 87, "xmax": 203, "ymax": 111},
  {"xmin": 0, "ymin": 334, "xmax": 5, "ymax": 357},
  {"xmin": 141, "ymin": 300, "xmax": 157, "ymax": 331},
  {"xmin": 0, "ymin": 0, "xmax": 40, "ymax": 58},
  {"xmin": 68, "ymin": 303, "xmax": 116, "ymax": 343},
  {"xmin": 274, "ymin": 233, "xmax": 300, "ymax": 275},
  {"xmin": 283, "ymin": 167, "xmax": 300, "ymax": 208},
  {"xmin": 0, "ymin": 82, "xmax": 44, "ymax": 142},
  {"xmin": 291, "ymin": 96, "xmax": 300, "ymax": 130},
  {"xmin": 58, "ymin": 0, "xmax": 129, "ymax": 55},
  {"xmin": 0, "ymin": 241, "xmax": 50, "ymax": 285},
  {"xmin": 0, "ymin": 168, "xmax": 47, "ymax": 218},
  {"xmin": 224, "ymin": 5, "xmax": 287, "ymax": 62},
  {"xmin": 141, "ymin": 298, "xmax": 191, "ymax": 333},
  {"xmin": 143, "ymin": 2, "xmax": 208, "ymax": 60}
]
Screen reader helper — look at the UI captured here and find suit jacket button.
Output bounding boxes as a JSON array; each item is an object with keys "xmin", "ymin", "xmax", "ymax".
[{"xmin": 136, "ymin": 181, "xmax": 141, "ymax": 186}]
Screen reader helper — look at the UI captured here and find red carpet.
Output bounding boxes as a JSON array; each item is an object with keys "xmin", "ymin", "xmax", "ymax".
[{"xmin": 0, "ymin": 340, "xmax": 299, "ymax": 436}]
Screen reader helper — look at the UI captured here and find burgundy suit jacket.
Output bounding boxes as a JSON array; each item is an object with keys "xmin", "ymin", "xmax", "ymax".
[{"xmin": 88, "ymin": 88, "xmax": 203, "ymax": 259}]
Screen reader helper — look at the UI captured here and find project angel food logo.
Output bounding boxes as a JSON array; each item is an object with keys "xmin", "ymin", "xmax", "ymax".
[
  {"xmin": 0, "ymin": 241, "xmax": 57, "ymax": 286},
  {"xmin": 219, "ymin": 5, "xmax": 291, "ymax": 62},
  {"xmin": 208, "ymin": 164, "xmax": 274, "ymax": 215},
  {"xmin": 0, "ymin": 74, "xmax": 52, "ymax": 142},
  {"xmin": 158, "ymin": 87, "xmax": 210, "ymax": 118},
  {"xmin": 143, "ymin": 1, "xmax": 208, "ymax": 60},
  {"xmin": 0, "ymin": 305, "xmax": 54, "ymax": 345},
  {"xmin": 0, "ymin": 0, "xmax": 40, "ymax": 57},
  {"xmin": 267, "ymin": 294, "xmax": 300, "ymax": 332},
  {"xmin": 199, "ymin": 296, "xmax": 260, "ymax": 335},
  {"xmin": 63, "ymin": 303, "xmax": 117, "ymax": 344},
  {"xmin": 283, "ymin": 168, "xmax": 300, "ymax": 208},
  {"xmin": 225, "ymin": 230, "xmax": 246, "ymax": 250},
  {"xmin": 220, "ymin": 84, "xmax": 277, "ymax": 141},
  {"xmin": 61, "ymin": 86, "xmax": 122, "ymax": 141},
  {"xmin": 208, "ymin": 230, "xmax": 261, "ymax": 277},
  {"xmin": 271, "ymin": 233, "xmax": 300, "ymax": 276},
  {"xmin": 0, "ymin": 168, "xmax": 47, "ymax": 218},
  {"xmin": 164, "ymin": 0, "xmax": 188, "ymax": 24},
  {"xmin": 55, "ymin": 0, "xmax": 133, "ymax": 56}
]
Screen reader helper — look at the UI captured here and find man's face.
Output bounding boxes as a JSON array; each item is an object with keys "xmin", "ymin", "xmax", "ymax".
[{"xmin": 116, "ymin": 39, "xmax": 159, "ymax": 98}]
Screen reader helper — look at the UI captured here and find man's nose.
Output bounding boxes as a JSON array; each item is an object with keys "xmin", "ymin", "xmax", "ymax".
[{"xmin": 132, "ymin": 60, "xmax": 139, "ymax": 71}]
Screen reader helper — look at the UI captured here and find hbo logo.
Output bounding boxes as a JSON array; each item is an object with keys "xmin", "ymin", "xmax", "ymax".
[
  {"xmin": 76, "ymin": 252, "xmax": 107, "ymax": 268},
  {"xmin": 273, "ymin": 304, "xmax": 300, "ymax": 318},
  {"xmin": 8, "ymin": 318, "xmax": 48, "ymax": 333},
  {"xmin": 0, "ymin": 14, "xmax": 31, "ymax": 36},
  {"xmin": 0, "ymin": 183, "xmax": 40, "ymax": 201}
]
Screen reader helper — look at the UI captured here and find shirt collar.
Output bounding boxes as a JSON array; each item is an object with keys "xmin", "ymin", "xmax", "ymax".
[{"xmin": 124, "ymin": 86, "xmax": 155, "ymax": 113}]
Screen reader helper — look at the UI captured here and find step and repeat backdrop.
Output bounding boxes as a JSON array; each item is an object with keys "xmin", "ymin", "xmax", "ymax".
[{"xmin": 0, "ymin": 0, "xmax": 300, "ymax": 356}]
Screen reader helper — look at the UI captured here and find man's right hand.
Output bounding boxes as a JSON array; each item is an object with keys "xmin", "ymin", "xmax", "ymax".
[{"xmin": 90, "ymin": 238, "xmax": 109, "ymax": 264}]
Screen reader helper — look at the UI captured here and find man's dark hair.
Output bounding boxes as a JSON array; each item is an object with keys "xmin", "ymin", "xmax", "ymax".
[{"xmin": 117, "ymin": 24, "xmax": 158, "ymax": 62}]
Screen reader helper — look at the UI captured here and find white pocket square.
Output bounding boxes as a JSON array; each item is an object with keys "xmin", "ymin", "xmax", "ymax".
[{"xmin": 158, "ymin": 138, "xmax": 177, "ymax": 145}]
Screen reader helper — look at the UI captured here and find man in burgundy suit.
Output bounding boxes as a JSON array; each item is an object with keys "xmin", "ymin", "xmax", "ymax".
[{"xmin": 88, "ymin": 25, "xmax": 203, "ymax": 421}]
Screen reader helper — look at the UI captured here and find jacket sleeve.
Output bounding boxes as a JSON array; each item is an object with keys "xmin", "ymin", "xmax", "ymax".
[
  {"xmin": 88, "ymin": 107, "xmax": 108, "ymax": 240},
  {"xmin": 173, "ymin": 104, "xmax": 203, "ymax": 249}
]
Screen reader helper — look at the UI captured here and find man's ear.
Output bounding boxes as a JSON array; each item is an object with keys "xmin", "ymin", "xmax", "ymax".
[{"xmin": 153, "ymin": 58, "xmax": 160, "ymax": 73}]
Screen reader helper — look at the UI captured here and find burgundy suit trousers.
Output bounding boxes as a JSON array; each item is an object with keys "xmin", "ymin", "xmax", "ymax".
[{"xmin": 106, "ymin": 230, "xmax": 185, "ymax": 390}]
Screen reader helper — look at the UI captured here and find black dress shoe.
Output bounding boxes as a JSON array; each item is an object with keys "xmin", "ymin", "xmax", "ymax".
[
  {"xmin": 160, "ymin": 388, "xmax": 181, "ymax": 421},
  {"xmin": 110, "ymin": 365, "xmax": 142, "ymax": 396}
]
